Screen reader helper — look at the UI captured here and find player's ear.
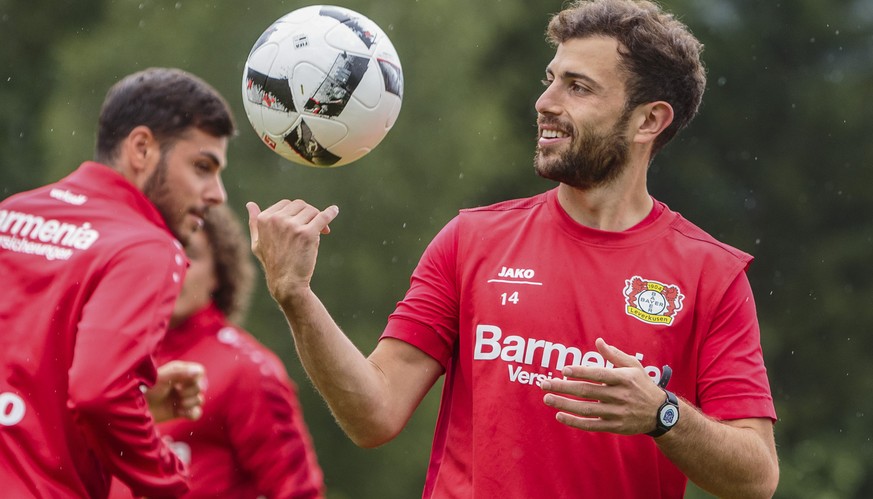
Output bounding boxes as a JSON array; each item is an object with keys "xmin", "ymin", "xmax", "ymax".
[
  {"xmin": 123, "ymin": 126, "xmax": 161, "ymax": 180},
  {"xmin": 632, "ymin": 101, "xmax": 673, "ymax": 146}
]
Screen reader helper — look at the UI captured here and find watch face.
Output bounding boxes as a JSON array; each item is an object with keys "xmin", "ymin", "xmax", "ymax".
[{"xmin": 658, "ymin": 405, "xmax": 678, "ymax": 428}]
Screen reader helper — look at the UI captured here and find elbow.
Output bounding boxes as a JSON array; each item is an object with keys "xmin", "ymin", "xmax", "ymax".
[
  {"xmin": 739, "ymin": 481, "xmax": 778, "ymax": 499},
  {"xmin": 727, "ymin": 464, "xmax": 779, "ymax": 499},
  {"xmin": 343, "ymin": 409, "xmax": 407, "ymax": 449},
  {"xmin": 350, "ymin": 433, "xmax": 393, "ymax": 449},
  {"xmin": 755, "ymin": 445, "xmax": 780, "ymax": 498},
  {"xmin": 761, "ymin": 464, "xmax": 780, "ymax": 499},
  {"xmin": 67, "ymin": 382, "xmax": 113, "ymax": 418},
  {"xmin": 347, "ymin": 421, "xmax": 404, "ymax": 449}
]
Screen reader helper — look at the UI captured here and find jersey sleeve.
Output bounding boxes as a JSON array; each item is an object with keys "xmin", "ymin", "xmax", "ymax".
[
  {"xmin": 224, "ymin": 349, "xmax": 325, "ymax": 499},
  {"xmin": 696, "ymin": 270, "xmax": 777, "ymax": 422},
  {"xmin": 381, "ymin": 216, "xmax": 460, "ymax": 368},
  {"xmin": 67, "ymin": 240, "xmax": 189, "ymax": 498}
]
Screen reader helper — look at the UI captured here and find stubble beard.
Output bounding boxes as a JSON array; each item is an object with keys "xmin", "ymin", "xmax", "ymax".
[
  {"xmin": 534, "ymin": 109, "xmax": 632, "ymax": 190},
  {"xmin": 143, "ymin": 156, "xmax": 190, "ymax": 244}
]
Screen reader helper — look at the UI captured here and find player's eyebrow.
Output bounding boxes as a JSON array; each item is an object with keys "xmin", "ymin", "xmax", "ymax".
[
  {"xmin": 546, "ymin": 67, "xmax": 604, "ymax": 92},
  {"xmin": 198, "ymin": 151, "xmax": 226, "ymax": 170}
]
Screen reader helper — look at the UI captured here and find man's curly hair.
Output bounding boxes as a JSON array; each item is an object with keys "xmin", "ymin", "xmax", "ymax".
[
  {"xmin": 201, "ymin": 205, "xmax": 255, "ymax": 324},
  {"xmin": 547, "ymin": 0, "xmax": 706, "ymax": 155}
]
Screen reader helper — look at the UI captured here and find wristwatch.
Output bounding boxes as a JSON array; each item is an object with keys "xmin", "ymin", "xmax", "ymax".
[
  {"xmin": 647, "ymin": 365, "xmax": 680, "ymax": 437},
  {"xmin": 647, "ymin": 388, "xmax": 679, "ymax": 437}
]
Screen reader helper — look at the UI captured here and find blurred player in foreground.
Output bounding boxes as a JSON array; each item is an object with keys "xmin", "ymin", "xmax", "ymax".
[
  {"xmin": 110, "ymin": 205, "xmax": 324, "ymax": 499},
  {"xmin": 246, "ymin": 0, "xmax": 779, "ymax": 497},
  {"xmin": 0, "ymin": 67, "xmax": 233, "ymax": 497}
]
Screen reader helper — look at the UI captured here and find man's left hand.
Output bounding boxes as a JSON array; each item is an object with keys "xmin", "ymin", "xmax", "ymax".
[{"xmin": 540, "ymin": 337, "xmax": 666, "ymax": 435}]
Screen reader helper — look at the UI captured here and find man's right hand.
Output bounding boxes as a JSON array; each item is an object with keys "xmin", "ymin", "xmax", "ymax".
[
  {"xmin": 146, "ymin": 360, "xmax": 205, "ymax": 423},
  {"xmin": 246, "ymin": 200, "xmax": 339, "ymax": 303}
]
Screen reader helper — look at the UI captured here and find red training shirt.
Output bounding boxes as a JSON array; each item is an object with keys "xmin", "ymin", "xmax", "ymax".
[
  {"xmin": 109, "ymin": 304, "xmax": 325, "ymax": 499},
  {"xmin": 383, "ymin": 188, "xmax": 776, "ymax": 498},
  {"xmin": 0, "ymin": 162, "xmax": 190, "ymax": 498}
]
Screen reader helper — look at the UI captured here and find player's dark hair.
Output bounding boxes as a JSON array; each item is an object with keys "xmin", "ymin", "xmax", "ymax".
[
  {"xmin": 94, "ymin": 67, "xmax": 236, "ymax": 163},
  {"xmin": 547, "ymin": 0, "xmax": 706, "ymax": 155},
  {"xmin": 201, "ymin": 205, "xmax": 255, "ymax": 324}
]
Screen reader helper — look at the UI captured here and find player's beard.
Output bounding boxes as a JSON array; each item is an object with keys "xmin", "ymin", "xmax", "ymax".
[
  {"xmin": 534, "ymin": 108, "xmax": 633, "ymax": 190},
  {"xmin": 143, "ymin": 155, "xmax": 189, "ymax": 244}
]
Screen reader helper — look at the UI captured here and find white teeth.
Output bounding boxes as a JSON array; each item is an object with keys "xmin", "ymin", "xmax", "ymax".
[{"xmin": 541, "ymin": 129, "xmax": 568, "ymax": 139}]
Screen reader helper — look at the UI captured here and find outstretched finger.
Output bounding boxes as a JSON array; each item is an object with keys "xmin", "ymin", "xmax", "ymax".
[
  {"xmin": 245, "ymin": 201, "xmax": 262, "ymax": 247},
  {"xmin": 596, "ymin": 338, "xmax": 643, "ymax": 369},
  {"xmin": 317, "ymin": 205, "xmax": 339, "ymax": 235}
]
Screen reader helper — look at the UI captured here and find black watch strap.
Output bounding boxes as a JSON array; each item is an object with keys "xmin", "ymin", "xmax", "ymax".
[
  {"xmin": 647, "ymin": 365, "xmax": 679, "ymax": 437},
  {"xmin": 647, "ymin": 388, "xmax": 679, "ymax": 437}
]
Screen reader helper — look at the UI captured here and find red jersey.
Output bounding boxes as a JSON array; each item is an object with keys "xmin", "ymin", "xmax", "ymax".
[
  {"xmin": 382, "ymin": 188, "xmax": 776, "ymax": 498},
  {"xmin": 0, "ymin": 162, "xmax": 190, "ymax": 498},
  {"xmin": 109, "ymin": 304, "xmax": 324, "ymax": 499}
]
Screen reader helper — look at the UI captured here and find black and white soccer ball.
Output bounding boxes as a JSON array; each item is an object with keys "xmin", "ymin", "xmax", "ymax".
[{"xmin": 242, "ymin": 5, "xmax": 403, "ymax": 168}]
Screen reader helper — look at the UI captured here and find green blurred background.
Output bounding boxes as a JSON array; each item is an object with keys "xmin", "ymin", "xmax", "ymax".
[{"xmin": 2, "ymin": 0, "xmax": 872, "ymax": 497}]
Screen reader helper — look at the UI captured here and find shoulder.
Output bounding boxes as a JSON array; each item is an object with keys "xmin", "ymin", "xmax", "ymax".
[
  {"xmin": 208, "ymin": 326, "xmax": 289, "ymax": 381},
  {"xmin": 452, "ymin": 191, "xmax": 551, "ymax": 237},
  {"xmin": 460, "ymin": 191, "xmax": 550, "ymax": 217},
  {"xmin": 421, "ymin": 192, "xmax": 551, "ymax": 259},
  {"xmin": 665, "ymin": 211, "xmax": 753, "ymax": 266},
  {"xmin": 198, "ymin": 327, "xmax": 301, "ymax": 415}
]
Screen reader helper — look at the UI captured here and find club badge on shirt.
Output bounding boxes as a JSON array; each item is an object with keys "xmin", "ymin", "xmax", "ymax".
[{"xmin": 623, "ymin": 276, "xmax": 684, "ymax": 326}]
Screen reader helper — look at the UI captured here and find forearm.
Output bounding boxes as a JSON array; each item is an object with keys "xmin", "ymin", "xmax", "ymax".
[
  {"xmin": 277, "ymin": 287, "xmax": 397, "ymax": 446},
  {"xmin": 248, "ymin": 200, "xmax": 436, "ymax": 446},
  {"xmin": 69, "ymin": 380, "xmax": 189, "ymax": 496},
  {"xmin": 69, "ymin": 326, "xmax": 189, "ymax": 496},
  {"xmin": 655, "ymin": 401, "xmax": 778, "ymax": 498}
]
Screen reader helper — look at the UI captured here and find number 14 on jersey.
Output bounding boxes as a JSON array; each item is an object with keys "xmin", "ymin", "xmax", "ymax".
[{"xmin": 500, "ymin": 291, "xmax": 520, "ymax": 305}]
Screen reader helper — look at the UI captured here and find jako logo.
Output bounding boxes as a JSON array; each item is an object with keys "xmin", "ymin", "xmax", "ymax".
[{"xmin": 497, "ymin": 266, "xmax": 535, "ymax": 279}]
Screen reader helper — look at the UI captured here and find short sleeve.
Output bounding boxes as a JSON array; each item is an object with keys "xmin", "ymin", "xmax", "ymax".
[
  {"xmin": 696, "ymin": 271, "xmax": 777, "ymax": 422},
  {"xmin": 382, "ymin": 216, "xmax": 461, "ymax": 368}
]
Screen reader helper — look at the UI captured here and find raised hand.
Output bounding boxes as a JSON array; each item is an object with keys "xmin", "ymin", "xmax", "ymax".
[{"xmin": 246, "ymin": 200, "xmax": 339, "ymax": 302}]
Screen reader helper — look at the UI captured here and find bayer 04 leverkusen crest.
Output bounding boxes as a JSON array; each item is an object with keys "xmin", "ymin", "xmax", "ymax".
[{"xmin": 623, "ymin": 276, "xmax": 684, "ymax": 326}]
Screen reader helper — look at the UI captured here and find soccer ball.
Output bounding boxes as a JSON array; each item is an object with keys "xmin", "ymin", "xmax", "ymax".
[{"xmin": 242, "ymin": 5, "xmax": 403, "ymax": 168}]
